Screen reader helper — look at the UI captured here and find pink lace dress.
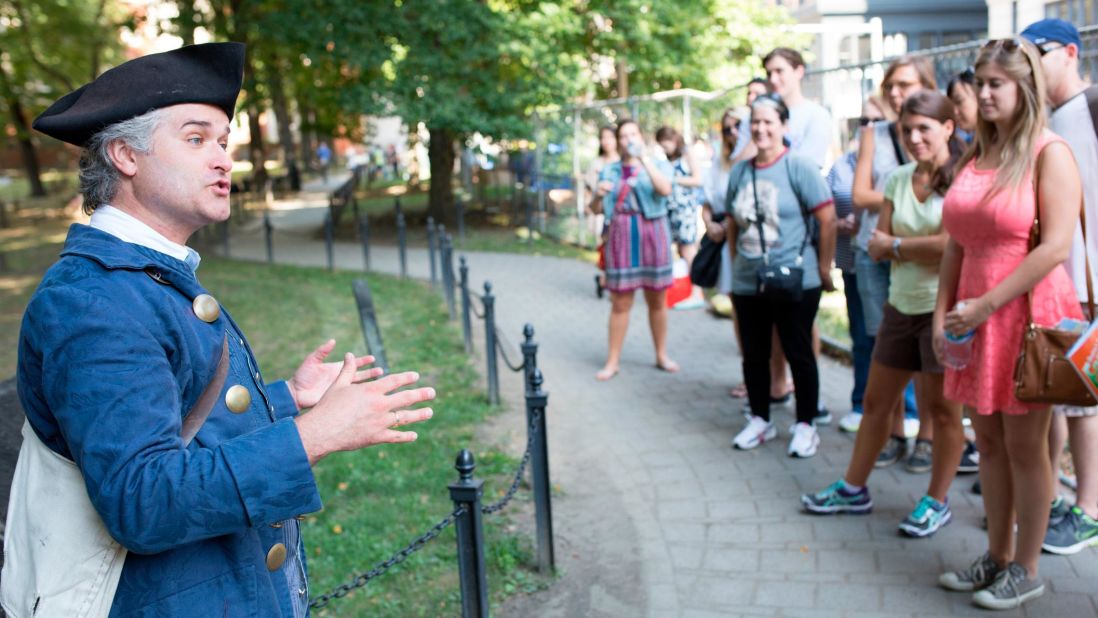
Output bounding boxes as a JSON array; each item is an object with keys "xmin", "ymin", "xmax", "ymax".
[{"xmin": 941, "ymin": 132, "xmax": 1083, "ymax": 415}]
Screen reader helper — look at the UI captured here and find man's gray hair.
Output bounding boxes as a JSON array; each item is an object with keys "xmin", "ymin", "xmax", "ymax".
[{"xmin": 78, "ymin": 108, "xmax": 166, "ymax": 214}]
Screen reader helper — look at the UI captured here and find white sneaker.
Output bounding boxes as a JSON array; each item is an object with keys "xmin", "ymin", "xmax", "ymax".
[
  {"xmin": 788, "ymin": 422, "xmax": 820, "ymax": 458},
  {"xmin": 733, "ymin": 415, "xmax": 777, "ymax": 450},
  {"xmin": 839, "ymin": 411, "xmax": 862, "ymax": 433},
  {"xmin": 903, "ymin": 418, "xmax": 920, "ymax": 439}
]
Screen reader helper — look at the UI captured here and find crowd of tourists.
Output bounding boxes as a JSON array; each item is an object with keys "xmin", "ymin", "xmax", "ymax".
[{"xmin": 584, "ymin": 18, "xmax": 1097, "ymax": 611}]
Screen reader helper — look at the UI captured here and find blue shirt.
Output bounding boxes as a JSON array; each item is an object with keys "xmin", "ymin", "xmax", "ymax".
[{"xmin": 599, "ymin": 159, "xmax": 673, "ymax": 223}]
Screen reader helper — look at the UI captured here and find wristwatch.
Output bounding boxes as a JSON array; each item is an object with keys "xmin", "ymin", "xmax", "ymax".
[{"xmin": 891, "ymin": 237, "xmax": 902, "ymax": 259}]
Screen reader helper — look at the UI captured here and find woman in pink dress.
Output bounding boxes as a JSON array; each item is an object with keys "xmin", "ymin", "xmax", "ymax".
[{"xmin": 933, "ymin": 39, "xmax": 1084, "ymax": 610}]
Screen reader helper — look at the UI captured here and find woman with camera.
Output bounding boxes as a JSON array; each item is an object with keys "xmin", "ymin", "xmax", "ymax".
[
  {"xmin": 727, "ymin": 94, "xmax": 836, "ymax": 458},
  {"xmin": 595, "ymin": 120, "xmax": 677, "ymax": 381}
]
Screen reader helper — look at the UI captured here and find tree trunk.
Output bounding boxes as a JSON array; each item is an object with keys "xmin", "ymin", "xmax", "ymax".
[
  {"xmin": 427, "ymin": 126, "xmax": 456, "ymax": 222},
  {"xmin": 267, "ymin": 59, "xmax": 300, "ymax": 191},
  {"xmin": 3, "ymin": 96, "xmax": 45, "ymax": 197},
  {"xmin": 616, "ymin": 57, "xmax": 629, "ymax": 99},
  {"xmin": 298, "ymin": 103, "xmax": 314, "ymax": 175},
  {"xmin": 246, "ymin": 100, "xmax": 268, "ymax": 192}
]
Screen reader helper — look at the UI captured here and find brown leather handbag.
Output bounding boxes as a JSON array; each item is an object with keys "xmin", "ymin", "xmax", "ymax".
[{"xmin": 1013, "ymin": 164, "xmax": 1097, "ymax": 406}]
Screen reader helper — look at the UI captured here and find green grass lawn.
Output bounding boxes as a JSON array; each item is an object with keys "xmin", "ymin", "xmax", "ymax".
[{"xmin": 200, "ymin": 259, "xmax": 548, "ymax": 616}]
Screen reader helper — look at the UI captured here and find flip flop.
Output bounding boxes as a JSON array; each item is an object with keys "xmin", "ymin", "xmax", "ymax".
[{"xmin": 656, "ymin": 359, "xmax": 680, "ymax": 373}]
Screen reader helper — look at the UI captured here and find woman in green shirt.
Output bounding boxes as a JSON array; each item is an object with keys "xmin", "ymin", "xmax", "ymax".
[{"xmin": 802, "ymin": 90, "xmax": 966, "ymax": 538}]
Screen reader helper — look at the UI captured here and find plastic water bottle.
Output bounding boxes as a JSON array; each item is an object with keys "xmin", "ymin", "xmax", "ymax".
[{"xmin": 942, "ymin": 301, "xmax": 975, "ymax": 370}]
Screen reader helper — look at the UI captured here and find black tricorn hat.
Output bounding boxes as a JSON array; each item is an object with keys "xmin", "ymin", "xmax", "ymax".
[{"xmin": 33, "ymin": 42, "xmax": 245, "ymax": 146}]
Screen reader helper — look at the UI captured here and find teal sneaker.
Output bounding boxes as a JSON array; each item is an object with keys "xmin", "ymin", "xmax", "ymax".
[
  {"xmin": 800, "ymin": 480, "xmax": 873, "ymax": 514},
  {"xmin": 898, "ymin": 495, "xmax": 952, "ymax": 538},
  {"xmin": 1049, "ymin": 495, "xmax": 1071, "ymax": 525},
  {"xmin": 1042, "ymin": 506, "xmax": 1098, "ymax": 555}
]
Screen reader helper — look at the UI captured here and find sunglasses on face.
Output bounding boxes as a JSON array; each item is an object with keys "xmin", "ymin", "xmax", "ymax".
[
  {"xmin": 1036, "ymin": 42, "xmax": 1065, "ymax": 56},
  {"xmin": 721, "ymin": 126, "xmax": 737, "ymax": 136}
]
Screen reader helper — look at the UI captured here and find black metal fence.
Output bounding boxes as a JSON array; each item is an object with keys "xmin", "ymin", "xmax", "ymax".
[{"xmin": 306, "ymin": 199, "xmax": 555, "ymax": 616}]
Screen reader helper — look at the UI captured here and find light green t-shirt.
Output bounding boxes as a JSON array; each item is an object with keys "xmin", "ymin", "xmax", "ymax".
[{"xmin": 884, "ymin": 163, "xmax": 943, "ymax": 315}]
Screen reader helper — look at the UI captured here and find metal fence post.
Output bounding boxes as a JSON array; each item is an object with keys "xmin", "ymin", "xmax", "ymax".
[
  {"xmin": 460, "ymin": 257, "xmax": 472, "ymax": 353},
  {"xmin": 520, "ymin": 324, "xmax": 538, "ymax": 393},
  {"xmin": 263, "ymin": 209, "xmax": 274, "ymax": 264},
  {"xmin": 448, "ymin": 450, "xmax": 488, "ymax": 618},
  {"xmin": 483, "ymin": 281, "xmax": 499, "ymax": 405},
  {"xmin": 526, "ymin": 369, "xmax": 554, "ymax": 574},
  {"xmin": 441, "ymin": 233, "xmax": 457, "ymax": 321},
  {"xmin": 324, "ymin": 211, "xmax": 334, "ymax": 272},
  {"xmin": 397, "ymin": 211, "xmax": 408, "ymax": 279},
  {"xmin": 427, "ymin": 216, "xmax": 438, "ymax": 289},
  {"xmin": 356, "ymin": 199, "xmax": 371, "ymax": 271}
]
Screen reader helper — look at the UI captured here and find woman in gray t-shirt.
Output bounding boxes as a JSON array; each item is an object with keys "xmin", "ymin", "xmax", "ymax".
[{"xmin": 726, "ymin": 93, "xmax": 836, "ymax": 459}]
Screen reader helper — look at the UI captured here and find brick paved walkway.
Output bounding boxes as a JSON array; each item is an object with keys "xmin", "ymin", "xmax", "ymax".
[{"xmin": 218, "ymin": 221, "xmax": 1098, "ymax": 618}]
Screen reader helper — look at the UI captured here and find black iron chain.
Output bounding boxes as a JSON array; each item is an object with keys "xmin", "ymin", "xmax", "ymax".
[
  {"xmin": 308, "ymin": 505, "xmax": 466, "ymax": 610},
  {"xmin": 494, "ymin": 328, "xmax": 526, "ymax": 373},
  {"xmin": 468, "ymin": 291, "xmax": 486, "ymax": 319},
  {"xmin": 482, "ymin": 408, "xmax": 539, "ymax": 515}
]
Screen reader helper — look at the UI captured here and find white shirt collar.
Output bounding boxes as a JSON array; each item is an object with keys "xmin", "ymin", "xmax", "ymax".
[{"xmin": 89, "ymin": 205, "xmax": 202, "ymax": 271}]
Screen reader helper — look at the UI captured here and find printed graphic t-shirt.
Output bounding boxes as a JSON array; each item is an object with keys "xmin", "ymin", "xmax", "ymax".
[{"xmin": 726, "ymin": 150, "xmax": 834, "ymax": 295}]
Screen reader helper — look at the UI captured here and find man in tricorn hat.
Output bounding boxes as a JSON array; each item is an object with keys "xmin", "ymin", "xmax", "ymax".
[{"xmin": 1, "ymin": 42, "xmax": 435, "ymax": 616}]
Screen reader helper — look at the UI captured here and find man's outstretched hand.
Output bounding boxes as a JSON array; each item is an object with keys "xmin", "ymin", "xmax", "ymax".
[
  {"xmin": 287, "ymin": 339, "xmax": 378, "ymax": 410},
  {"xmin": 294, "ymin": 353, "xmax": 436, "ymax": 465}
]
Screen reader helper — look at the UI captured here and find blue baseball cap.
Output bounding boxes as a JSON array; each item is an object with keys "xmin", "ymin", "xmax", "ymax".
[{"xmin": 1021, "ymin": 18, "xmax": 1083, "ymax": 50}]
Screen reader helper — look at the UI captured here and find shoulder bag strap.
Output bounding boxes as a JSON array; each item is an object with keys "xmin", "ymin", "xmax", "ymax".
[
  {"xmin": 1028, "ymin": 144, "xmax": 1095, "ymax": 323},
  {"xmin": 751, "ymin": 163, "xmax": 769, "ymax": 264},
  {"xmin": 887, "ymin": 122, "xmax": 907, "ymax": 165}
]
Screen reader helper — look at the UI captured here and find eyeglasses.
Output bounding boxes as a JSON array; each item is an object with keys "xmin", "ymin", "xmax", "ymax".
[{"xmin": 1036, "ymin": 42, "xmax": 1065, "ymax": 57}]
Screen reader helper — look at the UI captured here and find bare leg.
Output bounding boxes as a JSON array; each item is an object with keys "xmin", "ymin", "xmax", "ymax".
[
  {"xmin": 972, "ymin": 412, "xmax": 1014, "ymax": 568},
  {"xmin": 914, "ymin": 373, "xmax": 934, "ymax": 442},
  {"xmin": 1068, "ymin": 415, "xmax": 1098, "ymax": 518},
  {"xmin": 643, "ymin": 288, "xmax": 677, "ymax": 371},
  {"xmin": 770, "ymin": 328, "xmax": 791, "ymax": 398},
  {"xmin": 845, "ymin": 362, "xmax": 911, "ymax": 487},
  {"xmin": 1003, "ymin": 409, "xmax": 1054, "ymax": 577},
  {"xmin": 890, "ymin": 392, "xmax": 907, "ymax": 437},
  {"xmin": 1049, "ymin": 413, "xmax": 1068, "ymax": 497},
  {"xmin": 598, "ymin": 290, "xmax": 634, "ymax": 380},
  {"xmin": 919, "ymin": 373, "xmax": 964, "ymax": 502}
]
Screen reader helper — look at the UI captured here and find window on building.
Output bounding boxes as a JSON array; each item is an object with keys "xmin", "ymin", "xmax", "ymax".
[{"xmin": 1046, "ymin": 0, "xmax": 1097, "ymax": 23}]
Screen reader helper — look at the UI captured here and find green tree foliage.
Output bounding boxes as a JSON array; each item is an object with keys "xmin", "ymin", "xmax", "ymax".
[{"xmin": 0, "ymin": 0, "xmax": 131, "ymax": 195}]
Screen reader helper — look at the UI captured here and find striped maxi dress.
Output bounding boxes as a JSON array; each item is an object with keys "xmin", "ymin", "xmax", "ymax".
[{"xmin": 604, "ymin": 164, "xmax": 674, "ymax": 293}]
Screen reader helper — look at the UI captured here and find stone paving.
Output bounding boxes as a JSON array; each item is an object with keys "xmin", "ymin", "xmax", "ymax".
[{"xmin": 216, "ymin": 218, "xmax": 1098, "ymax": 617}]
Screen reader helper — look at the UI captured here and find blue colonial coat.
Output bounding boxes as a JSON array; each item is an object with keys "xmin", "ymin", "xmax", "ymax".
[{"xmin": 17, "ymin": 225, "xmax": 322, "ymax": 616}]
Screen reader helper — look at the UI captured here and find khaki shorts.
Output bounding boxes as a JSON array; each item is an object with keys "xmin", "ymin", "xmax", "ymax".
[{"xmin": 871, "ymin": 303, "xmax": 943, "ymax": 374}]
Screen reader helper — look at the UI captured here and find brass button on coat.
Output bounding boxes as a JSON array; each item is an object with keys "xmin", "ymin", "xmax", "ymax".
[
  {"xmin": 266, "ymin": 543, "xmax": 287, "ymax": 571},
  {"xmin": 192, "ymin": 294, "xmax": 220, "ymax": 322},
  {"xmin": 225, "ymin": 385, "xmax": 251, "ymax": 413}
]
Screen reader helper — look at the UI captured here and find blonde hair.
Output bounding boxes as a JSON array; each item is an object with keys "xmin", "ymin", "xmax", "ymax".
[{"xmin": 956, "ymin": 39, "xmax": 1048, "ymax": 198}]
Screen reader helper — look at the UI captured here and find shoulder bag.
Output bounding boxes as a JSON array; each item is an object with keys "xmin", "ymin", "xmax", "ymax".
[
  {"xmin": 1013, "ymin": 152, "xmax": 1097, "ymax": 406},
  {"xmin": 690, "ymin": 163, "xmax": 747, "ymax": 288}
]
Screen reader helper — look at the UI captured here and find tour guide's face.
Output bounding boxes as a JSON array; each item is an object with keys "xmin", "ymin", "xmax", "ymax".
[{"xmin": 131, "ymin": 103, "xmax": 233, "ymax": 234}]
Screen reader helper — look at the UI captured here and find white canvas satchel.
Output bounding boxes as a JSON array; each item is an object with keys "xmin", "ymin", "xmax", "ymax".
[{"xmin": 1, "ymin": 420, "xmax": 127, "ymax": 618}]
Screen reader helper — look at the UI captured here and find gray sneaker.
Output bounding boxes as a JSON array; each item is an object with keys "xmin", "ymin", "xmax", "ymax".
[
  {"xmin": 875, "ymin": 436, "xmax": 906, "ymax": 468},
  {"xmin": 971, "ymin": 562, "xmax": 1044, "ymax": 610},
  {"xmin": 939, "ymin": 552, "xmax": 1002, "ymax": 592},
  {"xmin": 905, "ymin": 439, "xmax": 933, "ymax": 473}
]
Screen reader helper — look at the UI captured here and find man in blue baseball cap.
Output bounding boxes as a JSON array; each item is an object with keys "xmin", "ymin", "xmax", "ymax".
[
  {"xmin": 2, "ymin": 43, "xmax": 436, "ymax": 617},
  {"xmin": 1021, "ymin": 17, "xmax": 1098, "ymax": 558}
]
